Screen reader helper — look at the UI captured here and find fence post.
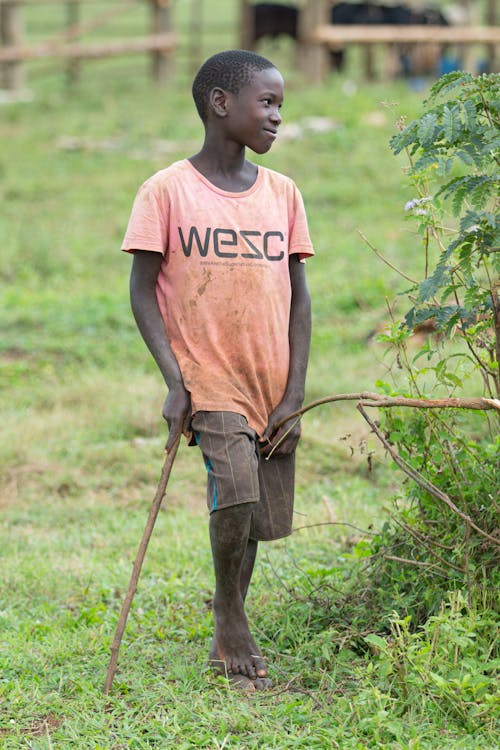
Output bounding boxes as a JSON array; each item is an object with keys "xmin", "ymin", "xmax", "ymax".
[
  {"xmin": 240, "ymin": 0, "xmax": 253, "ymax": 50},
  {"xmin": 66, "ymin": 0, "xmax": 81, "ymax": 86},
  {"xmin": 299, "ymin": 0, "xmax": 329, "ymax": 83},
  {"xmin": 363, "ymin": 43, "xmax": 375, "ymax": 81},
  {"xmin": 1, "ymin": 0, "xmax": 25, "ymax": 91},
  {"xmin": 189, "ymin": 0, "xmax": 202, "ymax": 73},
  {"xmin": 486, "ymin": 0, "xmax": 497, "ymax": 72},
  {"xmin": 151, "ymin": 0, "xmax": 172, "ymax": 83}
]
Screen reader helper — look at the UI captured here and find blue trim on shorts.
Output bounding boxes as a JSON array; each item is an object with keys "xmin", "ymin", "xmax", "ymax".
[{"xmin": 195, "ymin": 431, "xmax": 218, "ymax": 511}]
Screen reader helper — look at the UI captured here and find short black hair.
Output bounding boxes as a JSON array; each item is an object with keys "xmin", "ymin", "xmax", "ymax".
[{"xmin": 192, "ymin": 49, "xmax": 276, "ymax": 122}]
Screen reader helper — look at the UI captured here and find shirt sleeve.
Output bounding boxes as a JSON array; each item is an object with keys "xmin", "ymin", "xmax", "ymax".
[
  {"xmin": 288, "ymin": 182, "xmax": 314, "ymax": 260},
  {"xmin": 121, "ymin": 177, "xmax": 169, "ymax": 255}
]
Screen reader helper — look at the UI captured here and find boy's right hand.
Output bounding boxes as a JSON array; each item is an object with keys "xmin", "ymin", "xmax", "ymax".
[{"xmin": 163, "ymin": 384, "xmax": 191, "ymax": 453}]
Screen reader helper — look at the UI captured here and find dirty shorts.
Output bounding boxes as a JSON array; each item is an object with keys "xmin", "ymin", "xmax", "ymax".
[{"xmin": 191, "ymin": 411, "xmax": 295, "ymax": 542}]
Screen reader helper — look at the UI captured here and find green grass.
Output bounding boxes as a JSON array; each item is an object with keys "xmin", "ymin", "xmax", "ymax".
[{"xmin": 1, "ymin": 3, "xmax": 498, "ymax": 748}]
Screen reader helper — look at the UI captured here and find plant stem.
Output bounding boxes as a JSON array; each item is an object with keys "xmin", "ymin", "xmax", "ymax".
[{"xmin": 356, "ymin": 403, "xmax": 500, "ymax": 547}]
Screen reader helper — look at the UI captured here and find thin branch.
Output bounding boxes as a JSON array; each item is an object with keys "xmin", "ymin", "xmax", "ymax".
[
  {"xmin": 450, "ymin": 285, "xmax": 496, "ymax": 399},
  {"xmin": 265, "ymin": 416, "xmax": 301, "ymax": 459},
  {"xmin": 104, "ymin": 433, "xmax": 181, "ymax": 694},
  {"xmin": 275, "ymin": 392, "xmax": 500, "ymax": 429},
  {"xmin": 464, "ymin": 521, "xmax": 472, "ymax": 608},
  {"xmin": 381, "ymin": 555, "xmax": 450, "ymax": 578},
  {"xmin": 481, "ymin": 398, "xmax": 500, "ymax": 411},
  {"xmin": 358, "ymin": 231, "xmax": 419, "ymax": 284},
  {"xmin": 424, "ymin": 226, "xmax": 430, "ymax": 279},
  {"xmin": 293, "ymin": 521, "xmax": 377, "ymax": 536},
  {"xmin": 392, "ymin": 516, "xmax": 464, "ymax": 572},
  {"xmin": 356, "ymin": 404, "xmax": 500, "ymax": 547}
]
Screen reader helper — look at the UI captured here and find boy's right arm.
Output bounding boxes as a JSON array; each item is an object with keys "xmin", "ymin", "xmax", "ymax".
[{"xmin": 129, "ymin": 250, "xmax": 191, "ymax": 451}]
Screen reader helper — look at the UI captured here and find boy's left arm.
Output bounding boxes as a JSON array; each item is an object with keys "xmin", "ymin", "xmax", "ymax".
[{"xmin": 261, "ymin": 254, "xmax": 311, "ymax": 455}]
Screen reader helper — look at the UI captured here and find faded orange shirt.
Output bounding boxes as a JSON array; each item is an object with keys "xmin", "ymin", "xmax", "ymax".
[{"xmin": 122, "ymin": 159, "xmax": 314, "ymax": 437}]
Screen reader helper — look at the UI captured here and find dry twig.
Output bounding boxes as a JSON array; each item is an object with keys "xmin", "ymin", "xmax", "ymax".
[
  {"xmin": 356, "ymin": 404, "xmax": 499, "ymax": 547},
  {"xmin": 104, "ymin": 433, "xmax": 181, "ymax": 694},
  {"xmin": 270, "ymin": 391, "xmax": 499, "ymax": 548}
]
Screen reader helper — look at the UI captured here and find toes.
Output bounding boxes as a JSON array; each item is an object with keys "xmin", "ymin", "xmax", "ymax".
[
  {"xmin": 253, "ymin": 676, "xmax": 273, "ymax": 690},
  {"xmin": 239, "ymin": 657, "xmax": 266, "ymax": 680},
  {"xmin": 227, "ymin": 658, "xmax": 239, "ymax": 675},
  {"xmin": 208, "ymin": 656, "xmax": 226, "ymax": 675},
  {"xmin": 226, "ymin": 674, "xmax": 272, "ymax": 692},
  {"xmin": 227, "ymin": 674, "xmax": 256, "ymax": 692},
  {"xmin": 208, "ymin": 659, "xmax": 272, "ymax": 692},
  {"xmin": 209, "ymin": 637, "xmax": 267, "ymax": 681},
  {"xmin": 237, "ymin": 654, "xmax": 257, "ymax": 679},
  {"xmin": 246, "ymin": 663, "xmax": 257, "ymax": 680},
  {"xmin": 253, "ymin": 656, "xmax": 267, "ymax": 678}
]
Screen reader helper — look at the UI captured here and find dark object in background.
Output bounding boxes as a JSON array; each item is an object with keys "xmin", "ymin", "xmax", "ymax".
[
  {"xmin": 249, "ymin": 2, "xmax": 449, "ymax": 75},
  {"xmin": 331, "ymin": 1, "xmax": 448, "ymax": 26},
  {"xmin": 252, "ymin": 3, "xmax": 298, "ymax": 44},
  {"xmin": 329, "ymin": 2, "xmax": 449, "ymax": 71}
]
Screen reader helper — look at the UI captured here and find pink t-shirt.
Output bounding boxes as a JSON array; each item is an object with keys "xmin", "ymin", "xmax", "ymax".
[{"xmin": 122, "ymin": 159, "xmax": 314, "ymax": 436}]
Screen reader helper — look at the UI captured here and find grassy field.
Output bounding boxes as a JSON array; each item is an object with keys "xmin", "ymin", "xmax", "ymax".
[{"xmin": 1, "ymin": 3, "xmax": 498, "ymax": 748}]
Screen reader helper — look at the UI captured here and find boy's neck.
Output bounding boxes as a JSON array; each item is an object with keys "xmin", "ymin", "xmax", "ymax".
[{"xmin": 189, "ymin": 140, "xmax": 258, "ymax": 193}]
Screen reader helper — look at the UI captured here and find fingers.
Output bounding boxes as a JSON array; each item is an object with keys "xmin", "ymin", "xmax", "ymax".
[
  {"xmin": 162, "ymin": 386, "xmax": 191, "ymax": 452},
  {"xmin": 164, "ymin": 412, "xmax": 192, "ymax": 453},
  {"xmin": 165, "ymin": 426, "xmax": 180, "ymax": 454},
  {"xmin": 260, "ymin": 419, "xmax": 300, "ymax": 457},
  {"xmin": 268, "ymin": 433, "xmax": 299, "ymax": 456},
  {"xmin": 261, "ymin": 414, "xmax": 282, "ymax": 444}
]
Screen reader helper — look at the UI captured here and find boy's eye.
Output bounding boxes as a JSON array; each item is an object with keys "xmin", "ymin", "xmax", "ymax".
[{"xmin": 261, "ymin": 97, "xmax": 282, "ymax": 109}]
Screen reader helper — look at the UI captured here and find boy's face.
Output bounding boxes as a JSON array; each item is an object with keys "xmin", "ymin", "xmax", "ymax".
[{"xmin": 225, "ymin": 67, "xmax": 284, "ymax": 154}]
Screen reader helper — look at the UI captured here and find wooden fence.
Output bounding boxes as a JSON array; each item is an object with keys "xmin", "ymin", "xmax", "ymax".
[
  {"xmin": 0, "ymin": 0, "xmax": 176, "ymax": 91},
  {"xmin": 299, "ymin": 0, "xmax": 500, "ymax": 81},
  {"xmin": 3, "ymin": 0, "xmax": 499, "ymax": 90}
]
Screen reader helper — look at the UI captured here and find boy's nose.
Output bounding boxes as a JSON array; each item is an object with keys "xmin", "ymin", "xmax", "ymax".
[{"xmin": 270, "ymin": 108, "xmax": 282, "ymax": 125}]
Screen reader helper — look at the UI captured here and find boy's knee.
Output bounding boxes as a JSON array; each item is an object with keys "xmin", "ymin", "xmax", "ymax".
[{"xmin": 211, "ymin": 501, "xmax": 255, "ymax": 524}]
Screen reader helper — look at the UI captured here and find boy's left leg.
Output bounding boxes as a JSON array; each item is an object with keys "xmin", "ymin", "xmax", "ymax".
[
  {"xmin": 192, "ymin": 412, "xmax": 268, "ymax": 686},
  {"xmin": 209, "ymin": 503, "xmax": 268, "ymax": 682},
  {"xmin": 208, "ymin": 535, "xmax": 272, "ymax": 690},
  {"xmin": 192, "ymin": 411, "xmax": 294, "ymax": 690}
]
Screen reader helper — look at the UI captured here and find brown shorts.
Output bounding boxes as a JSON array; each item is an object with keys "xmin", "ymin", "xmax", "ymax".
[{"xmin": 191, "ymin": 411, "xmax": 295, "ymax": 542}]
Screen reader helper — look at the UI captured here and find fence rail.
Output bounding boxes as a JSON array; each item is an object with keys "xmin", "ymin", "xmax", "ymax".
[
  {"xmin": 0, "ymin": 31, "xmax": 175, "ymax": 62},
  {"xmin": 313, "ymin": 24, "xmax": 500, "ymax": 46},
  {"xmin": 0, "ymin": 0, "xmax": 133, "ymax": 5},
  {"xmin": 0, "ymin": 0, "xmax": 175, "ymax": 90},
  {"xmin": 298, "ymin": 0, "xmax": 499, "ymax": 81}
]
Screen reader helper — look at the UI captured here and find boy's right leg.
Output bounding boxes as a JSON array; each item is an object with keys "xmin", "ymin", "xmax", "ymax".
[{"xmin": 240, "ymin": 538, "xmax": 258, "ymax": 602}]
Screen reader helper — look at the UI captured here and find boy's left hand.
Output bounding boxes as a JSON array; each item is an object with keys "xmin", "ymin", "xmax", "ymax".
[{"xmin": 260, "ymin": 401, "xmax": 301, "ymax": 457}]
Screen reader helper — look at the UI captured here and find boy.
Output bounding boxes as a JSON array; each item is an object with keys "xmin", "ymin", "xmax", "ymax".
[{"xmin": 122, "ymin": 50, "xmax": 313, "ymax": 691}]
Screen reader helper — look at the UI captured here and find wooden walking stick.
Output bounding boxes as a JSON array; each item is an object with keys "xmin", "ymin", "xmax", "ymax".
[{"xmin": 104, "ymin": 432, "xmax": 181, "ymax": 694}]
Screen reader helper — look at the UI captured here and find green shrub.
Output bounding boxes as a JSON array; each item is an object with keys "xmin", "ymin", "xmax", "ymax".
[{"xmin": 282, "ymin": 73, "xmax": 499, "ymax": 732}]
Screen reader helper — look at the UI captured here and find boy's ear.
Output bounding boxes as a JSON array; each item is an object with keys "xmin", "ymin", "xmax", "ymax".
[{"xmin": 209, "ymin": 87, "xmax": 230, "ymax": 118}]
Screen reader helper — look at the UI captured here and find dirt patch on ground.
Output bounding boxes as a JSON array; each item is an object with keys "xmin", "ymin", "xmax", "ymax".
[{"xmin": 0, "ymin": 714, "xmax": 63, "ymax": 738}]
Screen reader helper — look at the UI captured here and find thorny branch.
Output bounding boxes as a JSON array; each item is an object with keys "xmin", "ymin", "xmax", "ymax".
[
  {"xmin": 271, "ymin": 392, "xmax": 500, "ymax": 547},
  {"xmin": 357, "ymin": 231, "xmax": 418, "ymax": 285},
  {"xmin": 356, "ymin": 403, "xmax": 499, "ymax": 547},
  {"xmin": 275, "ymin": 392, "xmax": 500, "ymax": 431}
]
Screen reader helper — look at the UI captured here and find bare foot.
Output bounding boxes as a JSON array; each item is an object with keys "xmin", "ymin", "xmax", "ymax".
[
  {"xmin": 208, "ymin": 613, "xmax": 273, "ymax": 690},
  {"xmin": 209, "ymin": 638, "xmax": 273, "ymax": 691},
  {"xmin": 221, "ymin": 673, "xmax": 273, "ymax": 692},
  {"xmin": 211, "ymin": 599, "xmax": 267, "ymax": 679}
]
